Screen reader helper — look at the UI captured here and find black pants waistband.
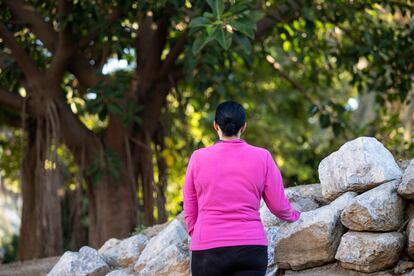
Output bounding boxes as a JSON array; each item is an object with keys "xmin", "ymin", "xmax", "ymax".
[{"xmin": 191, "ymin": 245, "xmax": 268, "ymax": 276}]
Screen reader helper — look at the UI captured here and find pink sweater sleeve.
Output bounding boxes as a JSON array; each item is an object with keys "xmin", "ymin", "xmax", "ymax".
[
  {"xmin": 262, "ymin": 151, "xmax": 300, "ymax": 222},
  {"xmin": 183, "ymin": 151, "xmax": 198, "ymax": 237}
]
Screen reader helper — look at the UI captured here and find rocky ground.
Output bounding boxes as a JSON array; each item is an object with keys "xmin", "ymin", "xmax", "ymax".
[{"xmin": 6, "ymin": 136, "xmax": 414, "ymax": 275}]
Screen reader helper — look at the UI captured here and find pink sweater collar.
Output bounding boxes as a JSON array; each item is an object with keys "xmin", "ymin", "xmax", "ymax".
[{"xmin": 215, "ymin": 138, "xmax": 246, "ymax": 144}]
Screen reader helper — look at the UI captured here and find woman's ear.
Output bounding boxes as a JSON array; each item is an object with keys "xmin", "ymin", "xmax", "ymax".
[
  {"xmin": 213, "ymin": 121, "xmax": 218, "ymax": 131},
  {"xmin": 241, "ymin": 122, "xmax": 247, "ymax": 133}
]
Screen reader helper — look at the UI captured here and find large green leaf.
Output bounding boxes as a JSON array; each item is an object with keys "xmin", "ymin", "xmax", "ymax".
[
  {"xmin": 214, "ymin": 28, "xmax": 232, "ymax": 50},
  {"xmin": 192, "ymin": 32, "xmax": 215, "ymax": 55},
  {"xmin": 230, "ymin": 18, "xmax": 255, "ymax": 39},
  {"xmin": 234, "ymin": 33, "xmax": 252, "ymax": 54},
  {"xmin": 188, "ymin": 17, "xmax": 210, "ymax": 28},
  {"xmin": 207, "ymin": 0, "xmax": 224, "ymax": 18}
]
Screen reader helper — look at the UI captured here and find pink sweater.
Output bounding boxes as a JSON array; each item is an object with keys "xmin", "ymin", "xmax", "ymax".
[{"xmin": 183, "ymin": 138, "xmax": 300, "ymax": 251}]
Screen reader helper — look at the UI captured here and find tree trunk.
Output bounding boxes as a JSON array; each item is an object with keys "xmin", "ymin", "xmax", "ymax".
[
  {"xmin": 136, "ymin": 130, "xmax": 155, "ymax": 226},
  {"xmin": 88, "ymin": 172, "xmax": 137, "ymax": 247},
  {"xmin": 18, "ymin": 118, "xmax": 63, "ymax": 260},
  {"xmin": 154, "ymin": 123, "xmax": 168, "ymax": 223},
  {"xmin": 62, "ymin": 180, "xmax": 88, "ymax": 251}
]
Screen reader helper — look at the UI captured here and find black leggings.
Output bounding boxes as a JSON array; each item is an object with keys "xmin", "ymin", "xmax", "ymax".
[{"xmin": 190, "ymin": 245, "xmax": 268, "ymax": 276}]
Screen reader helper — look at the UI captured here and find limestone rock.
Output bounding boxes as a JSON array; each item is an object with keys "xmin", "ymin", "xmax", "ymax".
[
  {"xmin": 335, "ymin": 231, "xmax": 404, "ymax": 273},
  {"xmin": 287, "ymin": 184, "xmax": 329, "ymax": 205},
  {"xmin": 264, "ymin": 226, "xmax": 280, "ymax": 276},
  {"xmin": 260, "ymin": 188, "xmax": 319, "ymax": 227},
  {"xmin": 98, "ymin": 234, "xmax": 148, "ymax": 267},
  {"xmin": 48, "ymin": 246, "xmax": 110, "ymax": 276},
  {"xmin": 318, "ymin": 136, "xmax": 402, "ymax": 201},
  {"xmin": 398, "ymin": 160, "xmax": 414, "ymax": 200},
  {"xmin": 408, "ymin": 218, "xmax": 414, "ymax": 259},
  {"xmin": 105, "ymin": 268, "xmax": 135, "ymax": 276},
  {"xmin": 341, "ymin": 180, "xmax": 405, "ymax": 231},
  {"xmin": 394, "ymin": 260, "xmax": 414, "ymax": 275},
  {"xmin": 134, "ymin": 218, "xmax": 189, "ymax": 275},
  {"xmin": 274, "ymin": 192, "xmax": 356, "ymax": 270},
  {"xmin": 397, "ymin": 159, "xmax": 411, "ymax": 171},
  {"xmin": 284, "ymin": 262, "xmax": 393, "ymax": 276},
  {"xmin": 140, "ymin": 221, "xmax": 170, "ymax": 239}
]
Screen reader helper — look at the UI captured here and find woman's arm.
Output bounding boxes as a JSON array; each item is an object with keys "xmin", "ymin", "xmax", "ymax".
[
  {"xmin": 183, "ymin": 151, "xmax": 198, "ymax": 236},
  {"xmin": 262, "ymin": 150, "xmax": 300, "ymax": 222}
]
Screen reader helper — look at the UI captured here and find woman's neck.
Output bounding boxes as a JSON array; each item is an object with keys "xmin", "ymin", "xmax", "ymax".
[{"xmin": 219, "ymin": 136, "xmax": 241, "ymax": 141}]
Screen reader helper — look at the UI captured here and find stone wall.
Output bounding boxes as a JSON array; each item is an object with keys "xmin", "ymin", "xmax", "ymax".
[{"xmin": 48, "ymin": 136, "xmax": 414, "ymax": 276}]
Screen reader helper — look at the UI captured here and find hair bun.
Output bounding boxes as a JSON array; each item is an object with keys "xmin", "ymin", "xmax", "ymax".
[{"xmin": 223, "ymin": 122, "xmax": 237, "ymax": 133}]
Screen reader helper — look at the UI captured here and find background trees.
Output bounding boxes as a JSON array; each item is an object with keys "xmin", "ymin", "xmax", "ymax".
[{"xmin": 0, "ymin": 0, "xmax": 413, "ymax": 262}]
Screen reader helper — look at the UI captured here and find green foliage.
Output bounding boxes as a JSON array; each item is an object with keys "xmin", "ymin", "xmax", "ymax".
[
  {"xmin": 1, "ymin": 234, "xmax": 18, "ymax": 263},
  {"xmin": 189, "ymin": 0, "xmax": 261, "ymax": 55},
  {"xmin": 85, "ymin": 149, "xmax": 122, "ymax": 184},
  {"xmin": 85, "ymin": 71, "xmax": 142, "ymax": 127}
]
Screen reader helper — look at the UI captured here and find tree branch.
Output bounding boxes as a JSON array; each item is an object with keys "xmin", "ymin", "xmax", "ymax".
[
  {"xmin": 0, "ymin": 53, "xmax": 13, "ymax": 69},
  {"xmin": 3, "ymin": 0, "xmax": 57, "ymax": 50},
  {"xmin": 139, "ymin": 18, "xmax": 170, "ymax": 92},
  {"xmin": 136, "ymin": 14, "xmax": 154, "ymax": 71},
  {"xmin": 49, "ymin": 0, "xmax": 76, "ymax": 82},
  {"xmin": 78, "ymin": 9, "xmax": 120, "ymax": 48},
  {"xmin": 255, "ymin": 0, "xmax": 307, "ymax": 40},
  {"xmin": 4, "ymin": 0, "xmax": 102, "ymax": 88},
  {"xmin": 0, "ymin": 23, "xmax": 41, "ymax": 78},
  {"xmin": 159, "ymin": 31, "xmax": 188, "ymax": 78},
  {"xmin": 265, "ymin": 53, "xmax": 319, "ymax": 107},
  {"xmin": 0, "ymin": 87, "xmax": 24, "ymax": 111}
]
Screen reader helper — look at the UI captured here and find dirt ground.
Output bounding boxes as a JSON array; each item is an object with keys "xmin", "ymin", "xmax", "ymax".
[{"xmin": 0, "ymin": 256, "xmax": 59, "ymax": 276}]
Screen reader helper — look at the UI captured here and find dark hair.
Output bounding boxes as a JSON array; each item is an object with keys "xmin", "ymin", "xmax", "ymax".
[{"xmin": 214, "ymin": 100, "xmax": 246, "ymax": 136}]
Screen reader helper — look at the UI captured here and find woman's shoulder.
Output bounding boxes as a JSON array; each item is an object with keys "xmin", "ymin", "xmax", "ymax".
[{"xmin": 245, "ymin": 143, "xmax": 271, "ymax": 156}]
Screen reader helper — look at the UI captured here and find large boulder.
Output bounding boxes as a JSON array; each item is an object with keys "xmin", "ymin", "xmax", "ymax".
[
  {"xmin": 274, "ymin": 192, "xmax": 356, "ymax": 270},
  {"xmin": 133, "ymin": 218, "xmax": 190, "ymax": 275},
  {"xmin": 48, "ymin": 246, "xmax": 110, "ymax": 276},
  {"xmin": 340, "ymin": 180, "xmax": 405, "ymax": 231},
  {"xmin": 260, "ymin": 187, "xmax": 319, "ymax": 227},
  {"xmin": 318, "ymin": 137, "xmax": 402, "ymax": 201},
  {"xmin": 335, "ymin": 231, "xmax": 405, "ymax": 273},
  {"xmin": 98, "ymin": 234, "xmax": 148, "ymax": 267},
  {"xmin": 398, "ymin": 159, "xmax": 414, "ymax": 200}
]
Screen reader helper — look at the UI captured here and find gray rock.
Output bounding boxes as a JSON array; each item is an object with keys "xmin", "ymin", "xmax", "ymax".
[
  {"xmin": 398, "ymin": 160, "xmax": 414, "ymax": 200},
  {"xmin": 274, "ymin": 192, "xmax": 357, "ymax": 270},
  {"xmin": 393, "ymin": 260, "xmax": 414, "ymax": 275},
  {"xmin": 134, "ymin": 218, "xmax": 190, "ymax": 275},
  {"xmin": 99, "ymin": 234, "xmax": 148, "ymax": 267},
  {"xmin": 341, "ymin": 180, "xmax": 405, "ymax": 231},
  {"xmin": 284, "ymin": 262, "xmax": 393, "ymax": 276},
  {"xmin": 105, "ymin": 268, "xmax": 135, "ymax": 276},
  {"xmin": 260, "ymin": 188, "xmax": 319, "ymax": 227},
  {"xmin": 397, "ymin": 159, "xmax": 411, "ymax": 170},
  {"xmin": 408, "ymin": 218, "xmax": 414, "ymax": 259},
  {"xmin": 264, "ymin": 226, "xmax": 281, "ymax": 275},
  {"xmin": 48, "ymin": 246, "xmax": 110, "ymax": 276},
  {"xmin": 318, "ymin": 136, "xmax": 402, "ymax": 201},
  {"xmin": 287, "ymin": 184, "xmax": 329, "ymax": 205},
  {"xmin": 140, "ymin": 221, "xmax": 170, "ymax": 239},
  {"xmin": 335, "ymin": 231, "xmax": 405, "ymax": 273}
]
